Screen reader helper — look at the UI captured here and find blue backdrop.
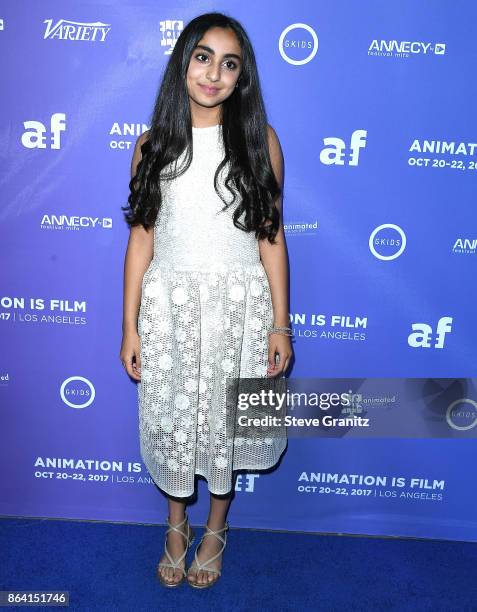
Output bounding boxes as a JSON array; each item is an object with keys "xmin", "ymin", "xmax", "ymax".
[{"xmin": 1, "ymin": 1, "xmax": 476, "ymax": 541}]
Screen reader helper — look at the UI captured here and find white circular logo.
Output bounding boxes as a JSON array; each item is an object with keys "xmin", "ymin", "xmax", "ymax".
[
  {"xmin": 369, "ymin": 223, "xmax": 406, "ymax": 260},
  {"xmin": 446, "ymin": 398, "xmax": 477, "ymax": 431},
  {"xmin": 278, "ymin": 23, "xmax": 318, "ymax": 65},
  {"xmin": 60, "ymin": 376, "xmax": 95, "ymax": 409}
]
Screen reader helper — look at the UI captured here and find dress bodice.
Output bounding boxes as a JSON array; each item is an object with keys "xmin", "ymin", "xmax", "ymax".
[{"xmin": 151, "ymin": 124, "xmax": 261, "ymax": 272}]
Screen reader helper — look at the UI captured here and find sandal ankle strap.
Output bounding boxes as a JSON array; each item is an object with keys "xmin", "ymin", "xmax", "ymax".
[
  {"xmin": 165, "ymin": 513, "xmax": 190, "ymax": 537},
  {"xmin": 160, "ymin": 513, "xmax": 194, "ymax": 570},
  {"xmin": 204, "ymin": 522, "xmax": 228, "ymax": 536},
  {"xmin": 191, "ymin": 522, "xmax": 228, "ymax": 571}
]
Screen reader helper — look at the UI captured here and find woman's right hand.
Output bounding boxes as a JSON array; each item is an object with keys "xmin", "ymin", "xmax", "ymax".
[{"xmin": 119, "ymin": 330, "xmax": 142, "ymax": 381}]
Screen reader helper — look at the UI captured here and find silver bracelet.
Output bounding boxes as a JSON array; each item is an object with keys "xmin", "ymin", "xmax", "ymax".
[{"xmin": 268, "ymin": 326, "xmax": 292, "ymax": 337}]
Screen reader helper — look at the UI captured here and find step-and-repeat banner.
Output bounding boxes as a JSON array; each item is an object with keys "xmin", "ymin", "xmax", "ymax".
[{"xmin": 2, "ymin": 2, "xmax": 476, "ymax": 541}]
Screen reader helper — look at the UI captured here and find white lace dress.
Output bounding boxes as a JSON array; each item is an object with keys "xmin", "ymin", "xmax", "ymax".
[{"xmin": 137, "ymin": 124, "xmax": 287, "ymax": 497}]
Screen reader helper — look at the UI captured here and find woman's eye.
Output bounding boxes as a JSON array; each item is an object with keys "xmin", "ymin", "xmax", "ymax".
[{"xmin": 195, "ymin": 54, "xmax": 237, "ymax": 70}]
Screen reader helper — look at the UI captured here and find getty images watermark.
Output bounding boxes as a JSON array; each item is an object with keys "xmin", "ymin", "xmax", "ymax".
[{"xmin": 224, "ymin": 377, "xmax": 477, "ymax": 439}]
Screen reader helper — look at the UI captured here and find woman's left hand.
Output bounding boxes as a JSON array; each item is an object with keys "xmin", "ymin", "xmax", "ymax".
[{"xmin": 267, "ymin": 333, "xmax": 293, "ymax": 377}]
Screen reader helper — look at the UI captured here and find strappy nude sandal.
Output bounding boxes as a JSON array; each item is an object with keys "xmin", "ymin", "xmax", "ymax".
[
  {"xmin": 157, "ymin": 513, "xmax": 195, "ymax": 587},
  {"xmin": 186, "ymin": 522, "xmax": 229, "ymax": 589}
]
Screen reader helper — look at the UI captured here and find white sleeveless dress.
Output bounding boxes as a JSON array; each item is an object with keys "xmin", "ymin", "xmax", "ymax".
[{"xmin": 137, "ymin": 124, "xmax": 287, "ymax": 497}]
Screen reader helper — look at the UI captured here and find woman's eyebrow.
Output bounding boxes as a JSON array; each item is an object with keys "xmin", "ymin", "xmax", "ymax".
[{"xmin": 195, "ymin": 44, "xmax": 242, "ymax": 61}]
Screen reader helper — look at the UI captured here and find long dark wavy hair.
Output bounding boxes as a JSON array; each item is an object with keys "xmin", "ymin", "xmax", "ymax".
[{"xmin": 122, "ymin": 11, "xmax": 281, "ymax": 243}]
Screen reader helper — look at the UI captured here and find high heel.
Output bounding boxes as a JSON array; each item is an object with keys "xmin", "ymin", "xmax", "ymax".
[
  {"xmin": 186, "ymin": 522, "xmax": 229, "ymax": 589},
  {"xmin": 157, "ymin": 513, "xmax": 195, "ymax": 587}
]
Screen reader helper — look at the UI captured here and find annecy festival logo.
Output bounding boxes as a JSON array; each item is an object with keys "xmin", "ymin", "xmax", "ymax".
[
  {"xmin": 368, "ymin": 40, "xmax": 446, "ymax": 58},
  {"xmin": 452, "ymin": 238, "xmax": 476, "ymax": 255},
  {"xmin": 159, "ymin": 19, "xmax": 183, "ymax": 55},
  {"xmin": 278, "ymin": 23, "xmax": 318, "ymax": 65},
  {"xmin": 60, "ymin": 376, "xmax": 96, "ymax": 409},
  {"xmin": 369, "ymin": 224, "xmax": 406, "ymax": 260},
  {"xmin": 43, "ymin": 19, "xmax": 111, "ymax": 42},
  {"xmin": 40, "ymin": 215, "xmax": 113, "ymax": 231}
]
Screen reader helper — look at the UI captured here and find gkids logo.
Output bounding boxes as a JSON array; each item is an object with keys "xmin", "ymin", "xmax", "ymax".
[
  {"xmin": 408, "ymin": 317, "xmax": 453, "ymax": 349},
  {"xmin": 446, "ymin": 398, "xmax": 477, "ymax": 431},
  {"xmin": 278, "ymin": 23, "xmax": 318, "ymax": 65},
  {"xmin": 320, "ymin": 130, "xmax": 367, "ymax": 166},
  {"xmin": 21, "ymin": 113, "xmax": 66, "ymax": 149},
  {"xmin": 60, "ymin": 376, "xmax": 95, "ymax": 409},
  {"xmin": 160, "ymin": 19, "xmax": 183, "ymax": 55},
  {"xmin": 369, "ymin": 224, "xmax": 406, "ymax": 260}
]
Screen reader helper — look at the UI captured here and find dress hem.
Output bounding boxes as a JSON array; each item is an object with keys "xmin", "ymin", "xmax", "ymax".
[{"xmin": 142, "ymin": 448, "xmax": 287, "ymax": 499}]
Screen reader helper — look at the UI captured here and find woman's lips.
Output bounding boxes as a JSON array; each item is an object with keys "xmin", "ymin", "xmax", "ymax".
[{"xmin": 199, "ymin": 84, "xmax": 219, "ymax": 95}]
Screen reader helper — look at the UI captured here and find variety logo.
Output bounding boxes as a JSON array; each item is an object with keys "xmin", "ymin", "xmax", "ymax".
[
  {"xmin": 40, "ymin": 215, "xmax": 113, "ymax": 231},
  {"xmin": 43, "ymin": 19, "xmax": 111, "ymax": 42},
  {"xmin": 368, "ymin": 40, "xmax": 446, "ymax": 58},
  {"xmin": 408, "ymin": 316, "xmax": 453, "ymax": 349},
  {"xmin": 320, "ymin": 129, "xmax": 367, "ymax": 166},
  {"xmin": 159, "ymin": 19, "xmax": 183, "ymax": 55},
  {"xmin": 60, "ymin": 376, "xmax": 95, "ymax": 409},
  {"xmin": 369, "ymin": 224, "xmax": 406, "ymax": 260},
  {"xmin": 22, "ymin": 112, "xmax": 66, "ymax": 149},
  {"xmin": 452, "ymin": 238, "xmax": 476, "ymax": 255},
  {"xmin": 278, "ymin": 23, "xmax": 318, "ymax": 65}
]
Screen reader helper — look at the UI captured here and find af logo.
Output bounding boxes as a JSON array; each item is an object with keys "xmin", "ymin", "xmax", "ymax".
[
  {"xmin": 320, "ymin": 129, "xmax": 367, "ymax": 166},
  {"xmin": 408, "ymin": 316, "xmax": 453, "ymax": 349},
  {"xmin": 21, "ymin": 112, "xmax": 66, "ymax": 149}
]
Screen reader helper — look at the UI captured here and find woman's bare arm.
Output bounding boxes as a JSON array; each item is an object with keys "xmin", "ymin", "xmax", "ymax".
[
  {"xmin": 122, "ymin": 131, "xmax": 154, "ymax": 336},
  {"xmin": 259, "ymin": 125, "xmax": 290, "ymax": 328},
  {"xmin": 259, "ymin": 125, "xmax": 293, "ymax": 375}
]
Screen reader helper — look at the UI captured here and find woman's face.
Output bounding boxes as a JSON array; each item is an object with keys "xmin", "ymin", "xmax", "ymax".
[{"xmin": 186, "ymin": 26, "xmax": 243, "ymax": 116}]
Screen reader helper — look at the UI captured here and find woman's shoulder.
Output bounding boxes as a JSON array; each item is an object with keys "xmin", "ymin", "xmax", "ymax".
[
  {"xmin": 131, "ymin": 130, "xmax": 151, "ymax": 177},
  {"xmin": 266, "ymin": 124, "xmax": 282, "ymax": 157},
  {"xmin": 266, "ymin": 123, "xmax": 277, "ymax": 138},
  {"xmin": 266, "ymin": 123, "xmax": 281, "ymax": 152},
  {"xmin": 132, "ymin": 130, "xmax": 151, "ymax": 163},
  {"xmin": 137, "ymin": 129, "xmax": 150, "ymax": 147}
]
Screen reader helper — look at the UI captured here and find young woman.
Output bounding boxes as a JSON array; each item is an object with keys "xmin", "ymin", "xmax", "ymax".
[{"xmin": 120, "ymin": 12, "xmax": 292, "ymax": 589}]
